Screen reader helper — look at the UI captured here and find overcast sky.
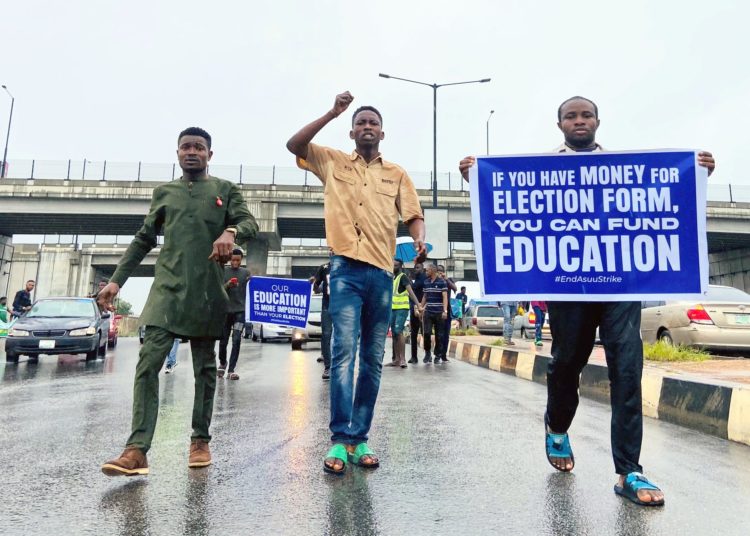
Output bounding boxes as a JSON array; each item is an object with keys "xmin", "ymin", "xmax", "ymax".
[{"xmin": 4, "ymin": 1, "xmax": 748, "ymax": 312}]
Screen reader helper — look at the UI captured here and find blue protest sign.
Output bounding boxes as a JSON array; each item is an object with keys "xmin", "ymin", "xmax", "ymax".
[
  {"xmin": 469, "ymin": 150, "xmax": 708, "ymax": 301},
  {"xmin": 246, "ymin": 277, "xmax": 312, "ymax": 328}
]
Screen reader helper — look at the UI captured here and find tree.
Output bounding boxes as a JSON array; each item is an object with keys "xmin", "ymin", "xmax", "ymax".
[{"xmin": 116, "ymin": 298, "xmax": 133, "ymax": 316}]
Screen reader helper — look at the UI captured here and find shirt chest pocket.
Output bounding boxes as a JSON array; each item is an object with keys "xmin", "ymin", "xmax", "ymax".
[
  {"xmin": 375, "ymin": 178, "xmax": 398, "ymax": 198},
  {"xmin": 331, "ymin": 167, "xmax": 357, "ymax": 188}
]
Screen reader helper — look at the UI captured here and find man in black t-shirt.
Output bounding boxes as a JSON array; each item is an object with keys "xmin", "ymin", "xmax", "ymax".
[{"xmin": 218, "ymin": 249, "xmax": 251, "ymax": 380}]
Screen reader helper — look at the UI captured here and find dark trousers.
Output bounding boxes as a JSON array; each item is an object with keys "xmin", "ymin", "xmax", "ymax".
[
  {"xmin": 127, "ymin": 326, "xmax": 217, "ymax": 452},
  {"xmin": 321, "ymin": 306, "xmax": 333, "ymax": 369},
  {"xmin": 546, "ymin": 301, "xmax": 643, "ymax": 475},
  {"xmin": 219, "ymin": 311, "xmax": 244, "ymax": 373},
  {"xmin": 423, "ymin": 312, "xmax": 446, "ymax": 358},
  {"xmin": 410, "ymin": 309, "xmax": 424, "ymax": 359},
  {"xmin": 442, "ymin": 316, "xmax": 452, "ymax": 358}
]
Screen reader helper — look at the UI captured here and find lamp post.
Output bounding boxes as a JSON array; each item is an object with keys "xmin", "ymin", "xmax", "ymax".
[
  {"xmin": 1, "ymin": 85, "xmax": 14, "ymax": 179},
  {"xmin": 486, "ymin": 110, "xmax": 495, "ymax": 155},
  {"xmin": 379, "ymin": 73, "xmax": 490, "ymax": 207}
]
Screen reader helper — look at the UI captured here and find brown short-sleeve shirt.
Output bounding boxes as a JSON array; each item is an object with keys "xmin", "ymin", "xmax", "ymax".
[{"xmin": 297, "ymin": 143, "xmax": 423, "ymax": 272}]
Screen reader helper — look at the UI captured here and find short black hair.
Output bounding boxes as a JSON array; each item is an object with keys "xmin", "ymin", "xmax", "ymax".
[
  {"xmin": 393, "ymin": 259, "xmax": 403, "ymax": 267},
  {"xmin": 178, "ymin": 127, "xmax": 212, "ymax": 149},
  {"xmin": 557, "ymin": 96, "xmax": 598, "ymax": 121},
  {"xmin": 352, "ymin": 106, "xmax": 383, "ymax": 126},
  {"xmin": 231, "ymin": 248, "xmax": 244, "ymax": 258},
  {"xmin": 27, "ymin": 279, "xmax": 35, "ymax": 284}
]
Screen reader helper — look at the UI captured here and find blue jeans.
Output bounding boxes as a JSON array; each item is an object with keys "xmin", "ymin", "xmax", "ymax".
[
  {"xmin": 533, "ymin": 305, "xmax": 546, "ymax": 341},
  {"xmin": 328, "ymin": 256, "xmax": 393, "ymax": 444},
  {"xmin": 501, "ymin": 303, "xmax": 515, "ymax": 342},
  {"xmin": 166, "ymin": 338, "xmax": 180, "ymax": 367}
]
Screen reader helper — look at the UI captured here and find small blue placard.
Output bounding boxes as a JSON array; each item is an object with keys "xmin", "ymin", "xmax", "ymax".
[{"xmin": 246, "ymin": 277, "xmax": 311, "ymax": 328}]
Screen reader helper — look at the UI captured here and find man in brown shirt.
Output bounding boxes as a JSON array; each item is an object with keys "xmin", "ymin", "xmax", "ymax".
[{"xmin": 287, "ymin": 91, "xmax": 425, "ymax": 474}]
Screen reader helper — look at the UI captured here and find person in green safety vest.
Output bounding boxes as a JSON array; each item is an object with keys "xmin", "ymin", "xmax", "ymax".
[
  {"xmin": 0, "ymin": 297, "xmax": 9, "ymax": 337},
  {"xmin": 385, "ymin": 259, "xmax": 421, "ymax": 368}
]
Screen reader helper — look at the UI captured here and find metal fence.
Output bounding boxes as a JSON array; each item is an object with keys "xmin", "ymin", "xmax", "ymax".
[
  {"xmin": 1, "ymin": 159, "xmax": 466, "ymax": 192},
  {"xmin": 2, "ymin": 158, "xmax": 749, "ymax": 201}
]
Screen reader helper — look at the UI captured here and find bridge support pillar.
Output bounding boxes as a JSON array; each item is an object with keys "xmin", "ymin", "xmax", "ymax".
[
  {"xmin": 1, "ymin": 235, "xmax": 12, "ymax": 299},
  {"xmin": 245, "ymin": 236, "xmax": 270, "ymax": 276},
  {"xmin": 709, "ymin": 247, "xmax": 750, "ymax": 293}
]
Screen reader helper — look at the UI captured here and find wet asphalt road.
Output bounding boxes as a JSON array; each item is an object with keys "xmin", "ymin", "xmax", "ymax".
[{"xmin": 2, "ymin": 338, "xmax": 750, "ymax": 536}]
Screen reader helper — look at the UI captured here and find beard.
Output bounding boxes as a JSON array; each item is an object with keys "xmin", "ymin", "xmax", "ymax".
[{"xmin": 564, "ymin": 131, "xmax": 596, "ymax": 149}]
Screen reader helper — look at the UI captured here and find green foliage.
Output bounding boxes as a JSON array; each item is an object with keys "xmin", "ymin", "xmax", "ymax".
[
  {"xmin": 450, "ymin": 327, "xmax": 479, "ymax": 336},
  {"xmin": 643, "ymin": 341, "xmax": 710, "ymax": 362},
  {"xmin": 115, "ymin": 299, "xmax": 133, "ymax": 316}
]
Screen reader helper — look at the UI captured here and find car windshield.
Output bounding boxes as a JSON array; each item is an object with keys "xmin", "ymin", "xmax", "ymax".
[
  {"xmin": 706, "ymin": 286, "xmax": 750, "ymax": 302},
  {"xmin": 27, "ymin": 299, "xmax": 96, "ymax": 318},
  {"xmin": 477, "ymin": 306, "xmax": 502, "ymax": 318}
]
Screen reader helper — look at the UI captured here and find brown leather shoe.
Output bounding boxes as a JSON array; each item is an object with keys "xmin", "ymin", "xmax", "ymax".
[
  {"xmin": 188, "ymin": 439, "xmax": 212, "ymax": 468},
  {"xmin": 101, "ymin": 446, "xmax": 149, "ymax": 477}
]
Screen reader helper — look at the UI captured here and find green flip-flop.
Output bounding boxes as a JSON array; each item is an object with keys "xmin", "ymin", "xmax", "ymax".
[
  {"xmin": 350, "ymin": 443, "xmax": 380, "ymax": 469},
  {"xmin": 323, "ymin": 444, "xmax": 348, "ymax": 475}
]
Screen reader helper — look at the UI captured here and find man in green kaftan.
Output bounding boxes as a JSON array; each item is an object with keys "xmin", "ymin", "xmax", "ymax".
[{"xmin": 99, "ymin": 127, "xmax": 258, "ymax": 476}]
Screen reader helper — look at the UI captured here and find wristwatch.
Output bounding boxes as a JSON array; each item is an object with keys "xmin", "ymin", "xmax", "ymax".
[{"xmin": 225, "ymin": 227, "xmax": 238, "ymax": 237}]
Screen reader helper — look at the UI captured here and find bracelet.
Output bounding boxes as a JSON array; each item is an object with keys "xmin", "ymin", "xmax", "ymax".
[{"xmin": 225, "ymin": 227, "xmax": 238, "ymax": 236}]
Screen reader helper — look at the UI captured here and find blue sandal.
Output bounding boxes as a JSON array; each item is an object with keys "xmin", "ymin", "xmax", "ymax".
[
  {"xmin": 349, "ymin": 443, "xmax": 380, "ymax": 469},
  {"xmin": 323, "ymin": 444, "xmax": 348, "ymax": 475},
  {"xmin": 614, "ymin": 472, "xmax": 665, "ymax": 507},
  {"xmin": 545, "ymin": 414, "xmax": 574, "ymax": 472}
]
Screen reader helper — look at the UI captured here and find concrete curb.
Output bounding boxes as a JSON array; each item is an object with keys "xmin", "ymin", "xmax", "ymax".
[{"xmin": 423, "ymin": 336, "xmax": 750, "ymax": 447}]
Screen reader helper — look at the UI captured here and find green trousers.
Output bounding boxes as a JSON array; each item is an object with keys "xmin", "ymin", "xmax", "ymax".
[{"xmin": 126, "ymin": 326, "xmax": 217, "ymax": 452}]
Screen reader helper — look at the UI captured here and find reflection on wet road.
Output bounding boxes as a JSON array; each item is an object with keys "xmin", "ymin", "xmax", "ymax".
[{"xmin": 2, "ymin": 338, "xmax": 750, "ymax": 535}]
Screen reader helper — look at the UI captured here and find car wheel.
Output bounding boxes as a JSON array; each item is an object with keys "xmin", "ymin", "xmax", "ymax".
[
  {"xmin": 291, "ymin": 340, "xmax": 303, "ymax": 350},
  {"xmin": 659, "ymin": 329, "xmax": 674, "ymax": 345},
  {"xmin": 108, "ymin": 335, "xmax": 118, "ymax": 349},
  {"xmin": 98, "ymin": 335, "xmax": 107, "ymax": 357},
  {"xmin": 260, "ymin": 327, "xmax": 266, "ymax": 343},
  {"xmin": 86, "ymin": 335, "xmax": 100, "ymax": 361},
  {"xmin": 5, "ymin": 352, "xmax": 18, "ymax": 363},
  {"xmin": 139, "ymin": 337, "xmax": 144, "ymax": 344}
]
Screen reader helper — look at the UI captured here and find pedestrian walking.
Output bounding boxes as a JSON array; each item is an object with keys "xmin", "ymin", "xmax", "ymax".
[
  {"xmin": 455, "ymin": 286, "xmax": 469, "ymax": 316},
  {"xmin": 218, "ymin": 248, "xmax": 251, "ymax": 381},
  {"xmin": 385, "ymin": 259, "xmax": 420, "ymax": 368},
  {"xmin": 499, "ymin": 301, "xmax": 518, "ymax": 346},
  {"xmin": 313, "ymin": 260, "xmax": 332, "ymax": 380},
  {"xmin": 437, "ymin": 264, "xmax": 456, "ymax": 362},
  {"xmin": 287, "ymin": 91, "xmax": 425, "ymax": 474},
  {"xmin": 99, "ymin": 127, "xmax": 259, "ymax": 476},
  {"xmin": 460, "ymin": 96, "xmax": 715, "ymax": 506},
  {"xmin": 530, "ymin": 301, "xmax": 547, "ymax": 346},
  {"xmin": 417, "ymin": 263, "xmax": 448, "ymax": 364},
  {"xmin": 12, "ymin": 280, "xmax": 34, "ymax": 318},
  {"xmin": 408, "ymin": 263, "xmax": 428, "ymax": 364},
  {"xmin": 164, "ymin": 339, "xmax": 180, "ymax": 373}
]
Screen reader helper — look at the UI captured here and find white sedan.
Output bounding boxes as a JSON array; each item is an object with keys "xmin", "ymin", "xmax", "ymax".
[{"xmin": 251, "ymin": 322, "xmax": 293, "ymax": 343}]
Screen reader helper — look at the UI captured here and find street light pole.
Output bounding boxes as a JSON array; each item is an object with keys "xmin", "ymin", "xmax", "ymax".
[
  {"xmin": 486, "ymin": 110, "xmax": 494, "ymax": 155},
  {"xmin": 379, "ymin": 73, "xmax": 490, "ymax": 208},
  {"xmin": 1, "ymin": 85, "xmax": 15, "ymax": 179}
]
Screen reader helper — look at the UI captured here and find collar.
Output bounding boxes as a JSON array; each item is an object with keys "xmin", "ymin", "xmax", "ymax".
[
  {"xmin": 350, "ymin": 150, "xmax": 384, "ymax": 164},
  {"xmin": 555, "ymin": 142, "xmax": 604, "ymax": 153}
]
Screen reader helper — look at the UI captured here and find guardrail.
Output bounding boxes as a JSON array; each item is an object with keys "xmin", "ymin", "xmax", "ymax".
[
  {"xmin": 2, "ymin": 158, "xmax": 748, "ymax": 202},
  {"xmin": 1, "ymin": 159, "xmax": 466, "ymax": 192}
]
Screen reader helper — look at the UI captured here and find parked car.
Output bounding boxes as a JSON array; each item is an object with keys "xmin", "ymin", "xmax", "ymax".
[
  {"xmin": 108, "ymin": 314, "xmax": 121, "ymax": 348},
  {"xmin": 252, "ymin": 322, "xmax": 293, "ymax": 343},
  {"xmin": 291, "ymin": 295, "xmax": 323, "ymax": 350},
  {"xmin": 462, "ymin": 304, "xmax": 504, "ymax": 335},
  {"xmin": 514, "ymin": 309, "xmax": 552, "ymax": 340},
  {"xmin": 5, "ymin": 297, "xmax": 110, "ymax": 362},
  {"xmin": 640, "ymin": 284, "xmax": 750, "ymax": 352}
]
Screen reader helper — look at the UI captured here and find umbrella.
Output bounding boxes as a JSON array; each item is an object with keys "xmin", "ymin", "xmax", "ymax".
[{"xmin": 394, "ymin": 236, "xmax": 432, "ymax": 263}]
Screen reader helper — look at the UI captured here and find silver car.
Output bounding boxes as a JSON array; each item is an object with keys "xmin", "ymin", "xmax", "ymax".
[
  {"xmin": 291, "ymin": 295, "xmax": 323, "ymax": 350},
  {"xmin": 640, "ymin": 284, "xmax": 750, "ymax": 352}
]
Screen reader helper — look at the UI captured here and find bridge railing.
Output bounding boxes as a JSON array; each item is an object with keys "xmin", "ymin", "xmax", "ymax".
[
  {"xmin": 2, "ymin": 159, "xmax": 467, "ymax": 192},
  {"xmin": 2, "ymin": 158, "xmax": 749, "ymax": 201}
]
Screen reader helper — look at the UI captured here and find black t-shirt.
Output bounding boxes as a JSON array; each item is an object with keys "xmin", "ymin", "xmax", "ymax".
[
  {"xmin": 314, "ymin": 263, "xmax": 331, "ymax": 309},
  {"xmin": 411, "ymin": 272, "xmax": 427, "ymax": 302},
  {"xmin": 224, "ymin": 266, "xmax": 251, "ymax": 313}
]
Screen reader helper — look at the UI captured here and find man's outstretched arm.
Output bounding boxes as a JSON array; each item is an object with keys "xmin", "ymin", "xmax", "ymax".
[{"xmin": 286, "ymin": 92, "xmax": 354, "ymax": 160}]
